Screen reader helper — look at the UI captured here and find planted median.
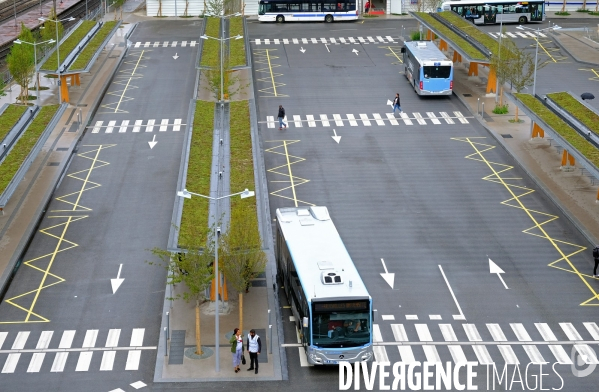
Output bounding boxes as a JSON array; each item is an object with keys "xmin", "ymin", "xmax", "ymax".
[
  {"xmin": 229, "ymin": 16, "xmax": 246, "ymax": 67},
  {"xmin": 70, "ymin": 21, "xmax": 118, "ymax": 70},
  {"xmin": 515, "ymin": 94, "xmax": 599, "ymax": 168},
  {"xmin": 437, "ymin": 11, "xmax": 501, "ymax": 57},
  {"xmin": 0, "ymin": 105, "xmax": 60, "ymax": 195},
  {"xmin": 40, "ymin": 21, "xmax": 96, "ymax": 71},
  {"xmin": 546, "ymin": 92, "xmax": 599, "ymax": 138},
  {"xmin": 0, "ymin": 105, "xmax": 28, "ymax": 142}
]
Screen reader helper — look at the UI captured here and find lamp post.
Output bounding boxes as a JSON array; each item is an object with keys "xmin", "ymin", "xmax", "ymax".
[
  {"xmin": 14, "ymin": 38, "xmax": 56, "ymax": 106},
  {"xmin": 176, "ymin": 188, "xmax": 255, "ymax": 373},
  {"xmin": 38, "ymin": 16, "xmax": 75, "ymax": 104},
  {"xmin": 516, "ymin": 24, "xmax": 561, "ymax": 96}
]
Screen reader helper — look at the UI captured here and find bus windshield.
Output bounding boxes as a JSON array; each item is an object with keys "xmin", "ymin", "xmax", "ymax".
[
  {"xmin": 312, "ymin": 310, "xmax": 371, "ymax": 348},
  {"xmin": 423, "ymin": 65, "xmax": 451, "ymax": 79}
]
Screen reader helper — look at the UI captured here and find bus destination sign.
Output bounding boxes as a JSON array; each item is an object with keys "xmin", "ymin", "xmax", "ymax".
[{"xmin": 314, "ymin": 301, "xmax": 368, "ymax": 312}]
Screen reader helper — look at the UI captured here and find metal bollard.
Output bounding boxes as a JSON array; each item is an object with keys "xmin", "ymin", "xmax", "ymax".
[
  {"xmin": 166, "ymin": 311, "xmax": 170, "ymax": 340},
  {"xmin": 477, "ymin": 98, "xmax": 480, "ymax": 116},
  {"xmin": 164, "ymin": 327, "xmax": 168, "ymax": 356},
  {"xmin": 268, "ymin": 309, "xmax": 271, "ymax": 327},
  {"xmin": 269, "ymin": 325, "xmax": 272, "ymax": 354},
  {"xmin": 482, "ymin": 102, "xmax": 485, "ymax": 117}
]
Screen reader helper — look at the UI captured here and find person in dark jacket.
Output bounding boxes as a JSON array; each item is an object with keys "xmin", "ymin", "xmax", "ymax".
[
  {"xmin": 246, "ymin": 329, "xmax": 262, "ymax": 374},
  {"xmin": 392, "ymin": 93, "xmax": 402, "ymax": 115},
  {"xmin": 278, "ymin": 105, "xmax": 287, "ymax": 130}
]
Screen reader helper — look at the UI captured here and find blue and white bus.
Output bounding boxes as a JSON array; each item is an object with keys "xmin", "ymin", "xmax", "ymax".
[
  {"xmin": 401, "ymin": 41, "xmax": 453, "ymax": 96},
  {"xmin": 441, "ymin": 0, "xmax": 546, "ymax": 24},
  {"xmin": 258, "ymin": 0, "xmax": 358, "ymax": 22},
  {"xmin": 276, "ymin": 206, "xmax": 373, "ymax": 365}
]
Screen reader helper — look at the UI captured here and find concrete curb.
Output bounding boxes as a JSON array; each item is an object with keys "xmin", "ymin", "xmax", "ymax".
[{"xmin": 551, "ymin": 32, "xmax": 599, "ymax": 67}]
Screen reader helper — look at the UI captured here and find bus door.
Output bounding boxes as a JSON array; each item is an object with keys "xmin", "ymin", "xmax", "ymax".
[
  {"xmin": 483, "ymin": 5, "xmax": 496, "ymax": 24},
  {"xmin": 529, "ymin": 3, "xmax": 543, "ymax": 21}
]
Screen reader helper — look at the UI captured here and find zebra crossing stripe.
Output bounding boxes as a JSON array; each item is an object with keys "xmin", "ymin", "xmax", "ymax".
[
  {"xmin": 373, "ymin": 324, "xmax": 383, "ymax": 343},
  {"xmin": 163, "ymin": 41, "xmax": 169, "ymax": 47},
  {"xmin": 306, "ymin": 115, "xmax": 316, "ymax": 127},
  {"xmin": 119, "ymin": 120, "xmax": 129, "ymax": 133},
  {"xmin": 174, "ymin": 119, "xmax": 182, "ymax": 131},
  {"xmin": 181, "ymin": 41, "xmax": 187, "ymax": 47},
  {"xmin": 143, "ymin": 42, "xmax": 150, "ymax": 48},
  {"xmin": 398, "ymin": 346, "xmax": 416, "ymax": 363},
  {"xmin": 511, "ymin": 323, "xmax": 532, "ymax": 341},
  {"xmin": 399, "ymin": 113, "xmax": 412, "ymax": 125},
  {"xmin": 472, "ymin": 345, "xmax": 493, "ymax": 365},
  {"xmin": 427, "ymin": 112, "xmax": 441, "ymax": 125},
  {"xmin": 359, "ymin": 114, "xmax": 371, "ymax": 126},
  {"xmin": 0, "ymin": 332, "xmax": 7, "ymax": 349},
  {"xmin": 76, "ymin": 351, "xmax": 93, "ymax": 371},
  {"xmin": 333, "ymin": 114, "xmax": 344, "ymax": 126},
  {"xmin": 454, "ymin": 111, "xmax": 469, "ymax": 124},
  {"xmin": 374, "ymin": 346, "xmax": 389, "ymax": 363},
  {"xmin": 523, "ymin": 345, "xmax": 546, "ymax": 364},
  {"xmin": 133, "ymin": 119, "xmax": 143, "ymax": 132},
  {"xmin": 464, "ymin": 324, "xmax": 482, "ymax": 341},
  {"xmin": 320, "ymin": 114, "xmax": 330, "ymax": 127},
  {"xmin": 347, "ymin": 114, "xmax": 358, "ymax": 126},
  {"xmin": 423, "ymin": 345, "xmax": 441, "ymax": 363},
  {"xmin": 349, "ymin": 37, "xmax": 356, "ymax": 43},
  {"xmin": 415, "ymin": 324, "xmax": 433, "ymax": 341},
  {"xmin": 160, "ymin": 119, "xmax": 169, "ymax": 132},
  {"xmin": 358, "ymin": 37, "xmax": 366, "ymax": 43},
  {"xmin": 440, "ymin": 112, "xmax": 454, "ymax": 124},
  {"xmin": 146, "ymin": 119, "xmax": 155, "ymax": 132},
  {"xmin": 171, "ymin": 41, "xmax": 177, "ymax": 47},
  {"xmin": 82, "ymin": 330, "xmax": 98, "ymax": 348},
  {"xmin": 105, "ymin": 329, "xmax": 121, "ymax": 347},
  {"xmin": 448, "ymin": 345, "xmax": 467, "ymax": 364},
  {"xmin": 27, "ymin": 353, "xmax": 45, "ymax": 373},
  {"xmin": 254, "ymin": 39, "xmax": 260, "ymax": 45},
  {"xmin": 59, "ymin": 330, "xmax": 76, "ymax": 348},
  {"xmin": 537, "ymin": 32, "xmax": 546, "ymax": 38},
  {"xmin": 439, "ymin": 324, "xmax": 458, "ymax": 342},
  {"xmin": 293, "ymin": 115, "xmax": 303, "ymax": 127},
  {"xmin": 330, "ymin": 38, "xmax": 337, "ymax": 44},
  {"xmin": 583, "ymin": 322, "xmax": 599, "ymax": 340},
  {"xmin": 507, "ymin": 32, "xmax": 517, "ymax": 38},
  {"xmin": 12, "ymin": 331, "xmax": 30, "ymax": 349},
  {"xmin": 549, "ymin": 345, "xmax": 573, "ymax": 364},
  {"xmin": 516, "ymin": 32, "xmax": 528, "ymax": 38},
  {"xmin": 574, "ymin": 344, "xmax": 599, "ymax": 364},
  {"xmin": 134, "ymin": 42, "xmax": 141, "ymax": 48},
  {"xmin": 153, "ymin": 42, "xmax": 159, "ymax": 48},
  {"xmin": 2, "ymin": 353, "xmax": 20, "ymax": 373},
  {"xmin": 51, "ymin": 352, "xmax": 69, "ymax": 372},
  {"xmin": 367, "ymin": 36, "xmax": 376, "ymax": 43},
  {"xmin": 311, "ymin": 38, "xmax": 318, "ymax": 44},
  {"xmin": 414, "ymin": 112, "xmax": 426, "ymax": 125},
  {"xmin": 320, "ymin": 38, "xmax": 326, "ymax": 43},
  {"xmin": 560, "ymin": 322, "xmax": 583, "ymax": 341},
  {"xmin": 106, "ymin": 120, "xmax": 116, "ymax": 133},
  {"xmin": 536, "ymin": 323, "xmax": 558, "ymax": 341},
  {"xmin": 487, "ymin": 323, "xmax": 507, "ymax": 341},
  {"xmin": 386, "ymin": 36, "xmax": 395, "ymax": 42},
  {"xmin": 130, "ymin": 328, "xmax": 145, "ymax": 347},
  {"xmin": 292, "ymin": 38, "xmax": 299, "ymax": 44},
  {"xmin": 373, "ymin": 113, "xmax": 385, "ymax": 126},
  {"xmin": 267, "ymin": 116, "xmax": 275, "ymax": 128},
  {"xmin": 100, "ymin": 351, "xmax": 116, "ymax": 371},
  {"xmin": 391, "ymin": 324, "xmax": 408, "ymax": 342},
  {"xmin": 386, "ymin": 113, "xmax": 399, "ymax": 126},
  {"xmin": 498, "ymin": 345, "xmax": 519, "ymax": 364},
  {"xmin": 36, "ymin": 331, "xmax": 53, "ymax": 349},
  {"xmin": 283, "ymin": 38, "xmax": 289, "ymax": 44},
  {"xmin": 376, "ymin": 36, "xmax": 385, "ymax": 42},
  {"xmin": 302, "ymin": 38, "xmax": 308, "ymax": 44},
  {"xmin": 339, "ymin": 37, "xmax": 346, "ymax": 44},
  {"xmin": 274, "ymin": 39, "xmax": 280, "ymax": 44}
]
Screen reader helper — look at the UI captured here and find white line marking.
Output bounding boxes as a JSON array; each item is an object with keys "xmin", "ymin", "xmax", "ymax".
[
  {"xmin": 2, "ymin": 353, "xmax": 20, "ymax": 373},
  {"xmin": 159, "ymin": 119, "xmax": 169, "ymax": 132},
  {"xmin": 100, "ymin": 351, "xmax": 116, "ymax": 371},
  {"xmin": 27, "ymin": 352, "xmax": 45, "ymax": 372},
  {"xmin": 575, "ymin": 344, "xmax": 599, "ymax": 364},
  {"xmin": 439, "ymin": 324, "xmax": 458, "ymax": 342},
  {"xmin": 171, "ymin": 41, "xmax": 177, "ymax": 47},
  {"xmin": 153, "ymin": 42, "xmax": 159, "ymax": 47},
  {"xmin": 448, "ymin": 345, "xmax": 467, "ymax": 364},
  {"xmin": 549, "ymin": 345, "xmax": 573, "ymax": 364},
  {"xmin": 373, "ymin": 113, "xmax": 385, "ymax": 126},
  {"xmin": 359, "ymin": 113, "xmax": 371, "ymax": 126},
  {"xmin": 320, "ymin": 114, "xmax": 330, "ymax": 127},
  {"xmin": 386, "ymin": 113, "xmax": 399, "ymax": 126},
  {"xmin": 92, "ymin": 120, "xmax": 103, "ymax": 133},
  {"xmin": 267, "ymin": 115, "xmax": 275, "ymax": 128},
  {"xmin": 423, "ymin": 345, "xmax": 441, "ymax": 362},
  {"xmin": 374, "ymin": 346, "xmax": 389, "ymax": 363},
  {"xmin": 511, "ymin": 323, "xmax": 532, "ymax": 341},
  {"xmin": 59, "ymin": 331, "xmax": 75, "ymax": 348},
  {"xmin": 487, "ymin": 324, "xmax": 507, "ymax": 341},
  {"xmin": 535, "ymin": 323, "xmax": 558, "ymax": 341},
  {"xmin": 301, "ymin": 38, "xmax": 308, "ymax": 44},
  {"xmin": 373, "ymin": 324, "xmax": 383, "ymax": 342},
  {"xmin": 274, "ymin": 39, "xmax": 280, "ymax": 44},
  {"xmin": 75, "ymin": 351, "xmax": 93, "ymax": 371},
  {"xmin": 125, "ymin": 350, "xmax": 141, "ymax": 370},
  {"xmin": 163, "ymin": 41, "xmax": 168, "ymax": 47},
  {"xmin": 82, "ymin": 330, "xmax": 98, "ymax": 348},
  {"xmin": 36, "ymin": 331, "xmax": 53, "ymax": 349},
  {"xmin": 454, "ymin": 111, "xmax": 469, "ymax": 124},
  {"xmin": 306, "ymin": 115, "xmax": 316, "ymax": 127},
  {"xmin": 413, "ymin": 112, "xmax": 427, "ymax": 125},
  {"xmin": 415, "ymin": 324, "xmax": 433, "ymax": 341},
  {"xmin": 105, "ymin": 329, "xmax": 121, "ymax": 347},
  {"xmin": 391, "ymin": 324, "xmax": 408, "ymax": 342},
  {"xmin": 130, "ymin": 329, "xmax": 145, "ymax": 347},
  {"xmin": 427, "ymin": 112, "xmax": 441, "ymax": 124},
  {"xmin": 398, "ymin": 346, "xmax": 416, "ymax": 363},
  {"xmin": 134, "ymin": 42, "xmax": 141, "ymax": 48},
  {"xmin": 381, "ymin": 315, "xmax": 395, "ymax": 321},
  {"xmin": 440, "ymin": 112, "xmax": 454, "ymax": 124},
  {"xmin": 106, "ymin": 120, "xmax": 116, "ymax": 133},
  {"xmin": 283, "ymin": 39, "xmax": 289, "ymax": 44},
  {"xmin": 146, "ymin": 119, "xmax": 155, "ymax": 132},
  {"xmin": 429, "ymin": 315, "xmax": 442, "ymax": 320},
  {"xmin": 439, "ymin": 265, "xmax": 465, "ymax": 321},
  {"xmin": 405, "ymin": 315, "xmax": 418, "ymax": 320},
  {"xmin": 12, "ymin": 332, "xmax": 30, "ymax": 349},
  {"xmin": 119, "ymin": 120, "xmax": 129, "ymax": 133},
  {"xmin": 330, "ymin": 38, "xmax": 337, "ymax": 44},
  {"xmin": 346, "ymin": 114, "xmax": 358, "ymax": 126},
  {"xmin": 498, "ymin": 345, "xmax": 519, "ymax": 364},
  {"xmin": 293, "ymin": 115, "xmax": 302, "ymax": 128},
  {"xmin": 386, "ymin": 36, "xmax": 395, "ymax": 42},
  {"xmin": 292, "ymin": 38, "xmax": 298, "ymax": 44},
  {"xmin": 133, "ymin": 119, "xmax": 142, "ymax": 132},
  {"xmin": 523, "ymin": 345, "xmax": 546, "ymax": 364},
  {"xmin": 464, "ymin": 324, "xmax": 482, "ymax": 341},
  {"xmin": 560, "ymin": 323, "xmax": 583, "ymax": 341},
  {"xmin": 173, "ymin": 119, "xmax": 182, "ymax": 132},
  {"xmin": 367, "ymin": 36, "xmax": 376, "ymax": 43},
  {"xmin": 333, "ymin": 114, "xmax": 344, "ymax": 126},
  {"xmin": 584, "ymin": 322, "xmax": 599, "ymax": 340},
  {"xmin": 400, "ymin": 112, "xmax": 413, "ymax": 125},
  {"xmin": 472, "ymin": 345, "xmax": 493, "ymax": 365},
  {"xmin": 143, "ymin": 42, "xmax": 150, "ymax": 48},
  {"xmin": 51, "ymin": 352, "xmax": 68, "ymax": 372}
]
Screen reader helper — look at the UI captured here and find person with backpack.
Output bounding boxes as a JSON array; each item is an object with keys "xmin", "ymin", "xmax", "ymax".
[
  {"xmin": 593, "ymin": 246, "xmax": 599, "ymax": 278},
  {"xmin": 278, "ymin": 105, "xmax": 287, "ymax": 130},
  {"xmin": 392, "ymin": 93, "xmax": 401, "ymax": 115}
]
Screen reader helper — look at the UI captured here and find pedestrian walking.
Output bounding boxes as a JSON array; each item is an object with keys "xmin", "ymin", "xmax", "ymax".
[
  {"xmin": 365, "ymin": 0, "xmax": 370, "ymax": 13},
  {"xmin": 392, "ymin": 93, "xmax": 402, "ymax": 115},
  {"xmin": 230, "ymin": 327, "xmax": 244, "ymax": 373},
  {"xmin": 593, "ymin": 246, "xmax": 599, "ymax": 278},
  {"xmin": 278, "ymin": 105, "xmax": 287, "ymax": 130},
  {"xmin": 246, "ymin": 329, "xmax": 262, "ymax": 374}
]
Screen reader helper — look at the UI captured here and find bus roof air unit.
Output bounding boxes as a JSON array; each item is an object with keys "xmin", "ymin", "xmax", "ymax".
[{"xmin": 321, "ymin": 271, "xmax": 343, "ymax": 285}]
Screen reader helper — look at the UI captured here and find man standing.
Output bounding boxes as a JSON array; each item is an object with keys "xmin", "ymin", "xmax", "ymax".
[
  {"xmin": 247, "ymin": 329, "xmax": 262, "ymax": 374},
  {"xmin": 278, "ymin": 105, "xmax": 287, "ymax": 130},
  {"xmin": 593, "ymin": 246, "xmax": 599, "ymax": 278}
]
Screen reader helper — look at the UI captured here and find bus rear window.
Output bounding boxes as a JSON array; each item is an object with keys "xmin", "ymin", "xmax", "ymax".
[{"xmin": 423, "ymin": 66, "xmax": 451, "ymax": 79}]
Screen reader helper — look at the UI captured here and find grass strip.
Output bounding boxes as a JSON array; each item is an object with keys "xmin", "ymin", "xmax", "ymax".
[
  {"xmin": 200, "ymin": 17, "xmax": 221, "ymax": 68},
  {"xmin": 229, "ymin": 16, "xmax": 246, "ymax": 67},
  {"xmin": 0, "ymin": 105, "xmax": 59, "ymax": 195},
  {"xmin": 70, "ymin": 21, "xmax": 118, "ymax": 70},
  {"xmin": 546, "ymin": 92, "xmax": 599, "ymax": 137},
  {"xmin": 437, "ymin": 11, "xmax": 501, "ymax": 56},
  {"xmin": 179, "ymin": 101, "xmax": 214, "ymax": 248},
  {"xmin": 0, "ymin": 105, "xmax": 28, "ymax": 143},
  {"xmin": 515, "ymin": 94, "xmax": 599, "ymax": 168},
  {"xmin": 229, "ymin": 100, "xmax": 257, "ymax": 229},
  {"xmin": 40, "ymin": 21, "xmax": 96, "ymax": 71},
  {"xmin": 413, "ymin": 12, "xmax": 488, "ymax": 61}
]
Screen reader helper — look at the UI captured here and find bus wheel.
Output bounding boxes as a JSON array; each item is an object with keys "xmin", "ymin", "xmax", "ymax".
[
  {"xmin": 518, "ymin": 16, "xmax": 527, "ymax": 24},
  {"xmin": 276, "ymin": 15, "xmax": 285, "ymax": 22},
  {"xmin": 325, "ymin": 14, "xmax": 334, "ymax": 23}
]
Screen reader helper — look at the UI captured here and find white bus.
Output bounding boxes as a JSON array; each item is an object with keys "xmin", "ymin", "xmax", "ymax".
[
  {"xmin": 258, "ymin": 0, "xmax": 358, "ymax": 22},
  {"xmin": 441, "ymin": 0, "xmax": 545, "ymax": 24},
  {"xmin": 276, "ymin": 206, "xmax": 373, "ymax": 365},
  {"xmin": 401, "ymin": 41, "xmax": 453, "ymax": 96}
]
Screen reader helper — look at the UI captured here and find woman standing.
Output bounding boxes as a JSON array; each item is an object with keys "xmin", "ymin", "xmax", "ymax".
[{"xmin": 229, "ymin": 327, "xmax": 243, "ymax": 373}]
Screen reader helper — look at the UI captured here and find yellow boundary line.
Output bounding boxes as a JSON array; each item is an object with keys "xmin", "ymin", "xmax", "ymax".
[
  {"xmin": 253, "ymin": 49, "xmax": 288, "ymax": 98},
  {"xmin": 453, "ymin": 137, "xmax": 597, "ymax": 306},
  {"xmin": 265, "ymin": 140, "xmax": 314, "ymax": 207}
]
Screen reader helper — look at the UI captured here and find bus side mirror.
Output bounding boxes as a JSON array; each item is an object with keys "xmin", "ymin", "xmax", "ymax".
[
  {"xmin": 372, "ymin": 309, "xmax": 377, "ymax": 322},
  {"xmin": 302, "ymin": 317, "xmax": 309, "ymax": 328},
  {"xmin": 400, "ymin": 47, "xmax": 406, "ymax": 53}
]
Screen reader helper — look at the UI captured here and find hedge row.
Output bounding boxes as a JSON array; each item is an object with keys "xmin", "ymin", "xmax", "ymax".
[
  {"xmin": 40, "ymin": 21, "xmax": 96, "ymax": 71},
  {"xmin": 546, "ymin": 92, "xmax": 599, "ymax": 137},
  {"xmin": 0, "ymin": 105, "xmax": 60, "ymax": 195},
  {"xmin": 515, "ymin": 94, "xmax": 599, "ymax": 168},
  {"xmin": 179, "ymin": 101, "xmax": 214, "ymax": 248},
  {"xmin": 413, "ymin": 12, "xmax": 487, "ymax": 60},
  {"xmin": 70, "ymin": 21, "xmax": 118, "ymax": 70},
  {"xmin": 0, "ymin": 105, "xmax": 28, "ymax": 143},
  {"xmin": 229, "ymin": 16, "xmax": 246, "ymax": 67}
]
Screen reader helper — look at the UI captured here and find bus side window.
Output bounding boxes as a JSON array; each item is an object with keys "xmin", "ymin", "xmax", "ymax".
[
  {"xmin": 310, "ymin": 2, "xmax": 320, "ymax": 11},
  {"xmin": 347, "ymin": 1, "xmax": 355, "ymax": 10}
]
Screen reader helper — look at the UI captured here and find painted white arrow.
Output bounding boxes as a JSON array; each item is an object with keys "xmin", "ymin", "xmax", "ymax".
[
  {"xmin": 489, "ymin": 257, "xmax": 509, "ymax": 289},
  {"xmin": 331, "ymin": 128, "xmax": 341, "ymax": 144},
  {"xmin": 380, "ymin": 258, "xmax": 395, "ymax": 289},
  {"xmin": 111, "ymin": 264, "xmax": 125, "ymax": 294},
  {"xmin": 352, "ymin": 48, "xmax": 359, "ymax": 55},
  {"xmin": 300, "ymin": 47, "xmax": 306, "ymax": 53},
  {"xmin": 387, "ymin": 99, "xmax": 393, "ymax": 108},
  {"xmin": 148, "ymin": 134, "xmax": 157, "ymax": 149},
  {"xmin": 173, "ymin": 53, "xmax": 179, "ymax": 60}
]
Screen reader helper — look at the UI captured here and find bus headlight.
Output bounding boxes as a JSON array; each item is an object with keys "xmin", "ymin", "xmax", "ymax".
[{"xmin": 361, "ymin": 351, "xmax": 373, "ymax": 361}]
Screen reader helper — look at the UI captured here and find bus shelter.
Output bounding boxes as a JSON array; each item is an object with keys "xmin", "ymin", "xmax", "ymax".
[{"xmin": 409, "ymin": 12, "xmax": 497, "ymax": 94}]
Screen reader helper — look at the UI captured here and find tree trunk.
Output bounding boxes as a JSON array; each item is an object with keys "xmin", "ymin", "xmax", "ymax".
[
  {"xmin": 239, "ymin": 292, "xmax": 243, "ymax": 338},
  {"xmin": 195, "ymin": 300, "xmax": 203, "ymax": 355},
  {"xmin": 582, "ymin": 0, "xmax": 587, "ymax": 10},
  {"xmin": 561, "ymin": 0, "xmax": 566, "ymax": 12},
  {"xmin": 515, "ymin": 105, "xmax": 519, "ymax": 122},
  {"xmin": 499, "ymin": 86, "xmax": 504, "ymax": 106}
]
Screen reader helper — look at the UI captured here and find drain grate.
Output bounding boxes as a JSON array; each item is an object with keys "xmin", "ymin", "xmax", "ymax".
[
  {"xmin": 463, "ymin": 93, "xmax": 472, "ymax": 97},
  {"xmin": 47, "ymin": 162, "xmax": 59, "ymax": 166},
  {"xmin": 77, "ymin": 104, "xmax": 87, "ymax": 107},
  {"xmin": 501, "ymin": 134, "xmax": 513, "ymax": 138},
  {"xmin": 56, "ymin": 147, "xmax": 68, "ymax": 151}
]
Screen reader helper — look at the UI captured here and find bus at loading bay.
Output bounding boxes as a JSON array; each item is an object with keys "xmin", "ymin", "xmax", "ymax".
[
  {"xmin": 402, "ymin": 41, "xmax": 453, "ymax": 96},
  {"xmin": 441, "ymin": 0, "xmax": 545, "ymax": 24},
  {"xmin": 275, "ymin": 206, "xmax": 373, "ymax": 365},
  {"xmin": 258, "ymin": 0, "xmax": 358, "ymax": 23}
]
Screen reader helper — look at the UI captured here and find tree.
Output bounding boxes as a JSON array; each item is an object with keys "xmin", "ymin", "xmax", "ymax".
[
  {"xmin": 7, "ymin": 24, "xmax": 35, "ymax": 104},
  {"xmin": 219, "ymin": 206, "xmax": 267, "ymax": 336},
  {"xmin": 489, "ymin": 32, "xmax": 515, "ymax": 107},
  {"xmin": 205, "ymin": 0, "xmax": 224, "ymax": 15},
  {"xmin": 113, "ymin": 0, "xmax": 126, "ymax": 19},
  {"xmin": 504, "ymin": 40, "xmax": 547, "ymax": 121},
  {"xmin": 149, "ymin": 241, "xmax": 214, "ymax": 356}
]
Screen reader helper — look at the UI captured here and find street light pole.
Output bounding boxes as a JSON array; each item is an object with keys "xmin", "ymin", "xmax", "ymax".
[
  {"xmin": 176, "ymin": 188, "xmax": 255, "ymax": 373},
  {"xmin": 39, "ymin": 16, "xmax": 74, "ymax": 104}
]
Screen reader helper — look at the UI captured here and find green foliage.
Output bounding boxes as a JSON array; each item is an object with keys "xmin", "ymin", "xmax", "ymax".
[
  {"xmin": 492, "ymin": 104, "xmax": 509, "ymax": 114},
  {"xmin": 576, "ymin": 8, "xmax": 590, "ymax": 12},
  {"xmin": 414, "ymin": 12, "xmax": 488, "ymax": 60},
  {"xmin": 0, "ymin": 77, "xmax": 6, "ymax": 97},
  {"xmin": 0, "ymin": 105, "xmax": 60, "ymax": 195},
  {"xmin": 229, "ymin": 16, "xmax": 246, "ymax": 67},
  {"xmin": 515, "ymin": 94, "xmax": 599, "ymax": 168},
  {"xmin": 547, "ymin": 92, "xmax": 599, "ymax": 137},
  {"xmin": 70, "ymin": 21, "xmax": 118, "ymax": 70},
  {"xmin": 554, "ymin": 11, "xmax": 570, "ymax": 15},
  {"xmin": 179, "ymin": 101, "xmax": 214, "ymax": 248},
  {"xmin": 40, "ymin": 9, "xmax": 64, "ymax": 53},
  {"xmin": 437, "ymin": 11, "xmax": 503, "ymax": 57},
  {"xmin": 40, "ymin": 21, "xmax": 96, "ymax": 71},
  {"xmin": 410, "ymin": 31, "xmax": 422, "ymax": 41},
  {"xmin": 205, "ymin": 0, "xmax": 224, "ymax": 16},
  {"xmin": 0, "ymin": 105, "xmax": 28, "ymax": 142},
  {"xmin": 505, "ymin": 40, "xmax": 542, "ymax": 94},
  {"xmin": 200, "ymin": 17, "xmax": 221, "ymax": 67},
  {"xmin": 8, "ymin": 24, "xmax": 35, "ymax": 102}
]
